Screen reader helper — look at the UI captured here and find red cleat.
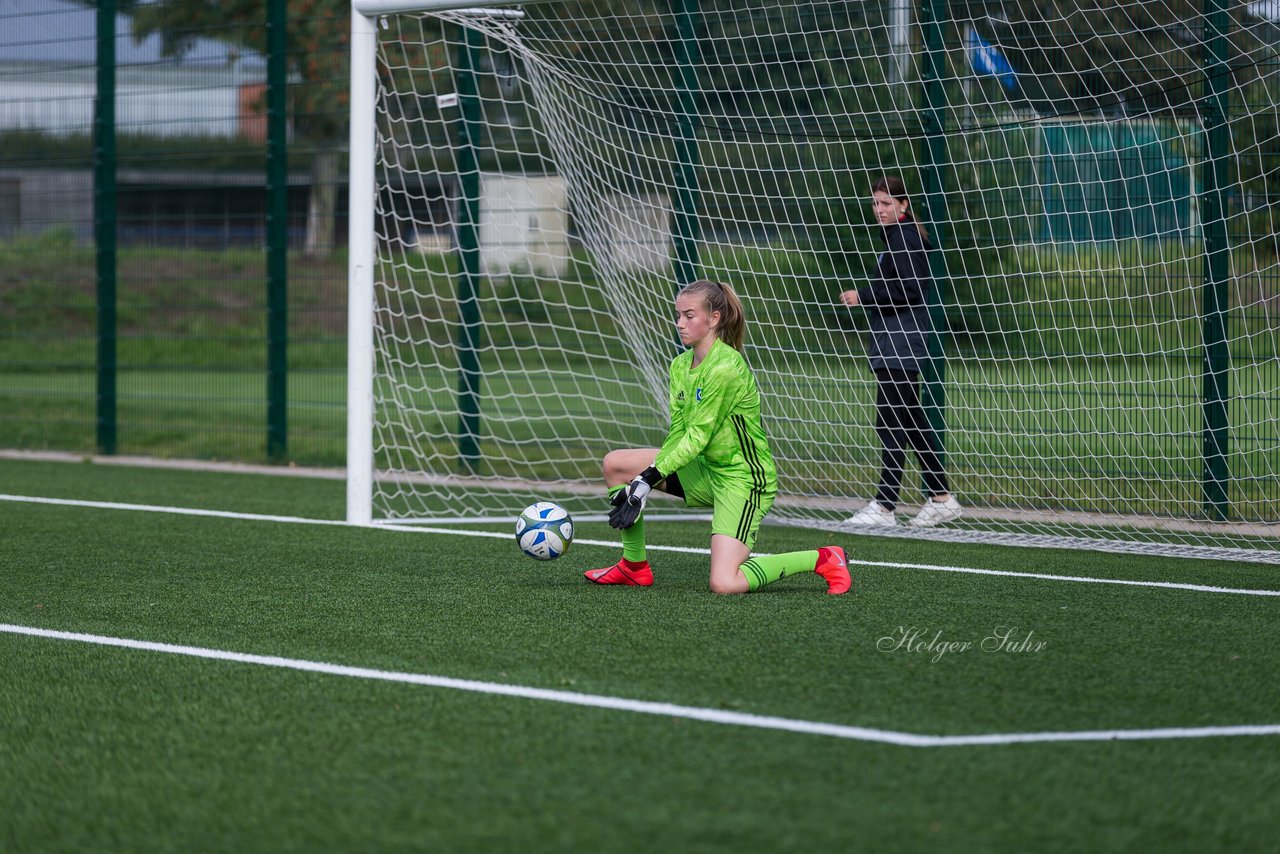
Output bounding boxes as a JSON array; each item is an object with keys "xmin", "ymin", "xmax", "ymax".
[
  {"xmin": 814, "ymin": 546, "xmax": 851, "ymax": 595},
  {"xmin": 584, "ymin": 559, "xmax": 653, "ymax": 587}
]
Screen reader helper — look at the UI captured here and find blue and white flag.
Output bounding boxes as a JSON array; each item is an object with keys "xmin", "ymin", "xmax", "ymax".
[{"xmin": 966, "ymin": 27, "xmax": 1017, "ymax": 93}]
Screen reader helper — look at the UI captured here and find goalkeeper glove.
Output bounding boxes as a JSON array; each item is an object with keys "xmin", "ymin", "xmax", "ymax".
[{"xmin": 608, "ymin": 465, "xmax": 663, "ymax": 529}]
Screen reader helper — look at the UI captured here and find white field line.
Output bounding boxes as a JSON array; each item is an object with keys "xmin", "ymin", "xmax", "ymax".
[
  {"xmin": 3, "ymin": 624, "xmax": 1277, "ymax": 748},
  {"xmin": 9, "ymin": 449, "xmax": 1277, "ymax": 538},
  {"xmin": 3, "ymin": 493, "xmax": 1279, "ymax": 597}
]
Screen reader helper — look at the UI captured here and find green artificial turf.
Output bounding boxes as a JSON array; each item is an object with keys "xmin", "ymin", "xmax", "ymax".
[{"xmin": 1, "ymin": 458, "xmax": 1278, "ymax": 852}]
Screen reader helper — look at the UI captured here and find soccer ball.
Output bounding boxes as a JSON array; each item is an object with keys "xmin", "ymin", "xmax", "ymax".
[{"xmin": 516, "ymin": 501, "xmax": 574, "ymax": 561}]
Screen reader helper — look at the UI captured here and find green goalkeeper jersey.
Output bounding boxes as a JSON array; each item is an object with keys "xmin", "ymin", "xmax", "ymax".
[{"xmin": 654, "ymin": 338, "xmax": 778, "ymax": 496}]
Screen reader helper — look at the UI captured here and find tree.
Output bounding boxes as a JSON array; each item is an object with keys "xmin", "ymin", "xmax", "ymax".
[
  {"xmin": 963, "ymin": 0, "xmax": 1268, "ymax": 117},
  {"xmin": 117, "ymin": 0, "xmax": 352, "ymax": 256}
]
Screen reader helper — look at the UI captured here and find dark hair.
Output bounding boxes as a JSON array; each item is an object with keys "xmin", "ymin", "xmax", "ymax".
[
  {"xmin": 679, "ymin": 279, "xmax": 746, "ymax": 352},
  {"xmin": 872, "ymin": 175, "xmax": 931, "ymax": 246}
]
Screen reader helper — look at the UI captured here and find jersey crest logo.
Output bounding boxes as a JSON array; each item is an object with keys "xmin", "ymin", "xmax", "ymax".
[{"xmin": 695, "ymin": 387, "xmax": 702, "ymax": 401}]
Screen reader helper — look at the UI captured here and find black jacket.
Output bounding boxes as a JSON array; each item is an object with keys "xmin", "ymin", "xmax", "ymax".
[{"xmin": 855, "ymin": 219, "xmax": 933, "ymax": 374}]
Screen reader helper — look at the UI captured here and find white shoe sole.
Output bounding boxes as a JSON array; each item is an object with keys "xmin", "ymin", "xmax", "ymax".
[
  {"xmin": 909, "ymin": 508, "xmax": 963, "ymax": 528},
  {"xmin": 844, "ymin": 513, "xmax": 896, "ymax": 528}
]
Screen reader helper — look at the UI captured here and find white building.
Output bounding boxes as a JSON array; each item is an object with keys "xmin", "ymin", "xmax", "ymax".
[
  {"xmin": 0, "ymin": 0, "xmax": 268, "ymax": 139},
  {"xmin": 1, "ymin": 0, "xmax": 284, "ymax": 243}
]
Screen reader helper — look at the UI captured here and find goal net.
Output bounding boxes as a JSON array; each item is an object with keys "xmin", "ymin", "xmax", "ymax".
[{"xmin": 350, "ymin": 0, "xmax": 1280, "ymax": 562}]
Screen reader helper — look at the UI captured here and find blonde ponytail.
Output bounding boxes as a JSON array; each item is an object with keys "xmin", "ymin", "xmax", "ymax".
[{"xmin": 681, "ymin": 279, "xmax": 746, "ymax": 351}]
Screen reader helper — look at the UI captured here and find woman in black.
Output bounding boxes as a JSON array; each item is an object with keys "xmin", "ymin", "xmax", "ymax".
[{"xmin": 839, "ymin": 176, "xmax": 962, "ymax": 528}]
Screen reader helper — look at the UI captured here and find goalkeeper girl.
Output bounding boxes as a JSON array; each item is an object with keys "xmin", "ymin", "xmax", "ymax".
[{"xmin": 584, "ymin": 278, "xmax": 851, "ymax": 595}]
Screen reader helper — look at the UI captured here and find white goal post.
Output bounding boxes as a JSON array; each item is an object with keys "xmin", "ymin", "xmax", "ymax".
[
  {"xmin": 347, "ymin": 0, "xmax": 1280, "ymax": 563},
  {"xmin": 348, "ymin": 0, "xmax": 547, "ymax": 525},
  {"xmin": 353, "ymin": 0, "xmax": 519, "ymax": 14}
]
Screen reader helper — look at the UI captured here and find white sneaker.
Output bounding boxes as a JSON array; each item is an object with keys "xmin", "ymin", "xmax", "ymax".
[
  {"xmin": 844, "ymin": 501, "xmax": 897, "ymax": 527},
  {"xmin": 909, "ymin": 495, "xmax": 963, "ymax": 527}
]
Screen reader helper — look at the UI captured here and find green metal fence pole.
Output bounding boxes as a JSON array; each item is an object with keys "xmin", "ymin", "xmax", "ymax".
[
  {"xmin": 671, "ymin": 0, "xmax": 703, "ymax": 290},
  {"xmin": 917, "ymin": 0, "xmax": 950, "ymax": 472},
  {"xmin": 94, "ymin": 0, "xmax": 117, "ymax": 456},
  {"xmin": 266, "ymin": 0, "xmax": 289, "ymax": 462},
  {"xmin": 1200, "ymin": 0, "xmax": 1231, "ymax": 520},
  {"xmin": 454, "ymin": 23, "xmax": 485, "ymax": 471}
]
